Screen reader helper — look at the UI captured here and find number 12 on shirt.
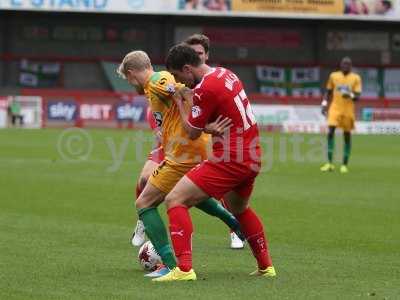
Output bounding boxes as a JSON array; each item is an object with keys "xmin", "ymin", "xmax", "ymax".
[{"xmin": 233, "ymin": 89, "xmax": 256, "ymax": 131}]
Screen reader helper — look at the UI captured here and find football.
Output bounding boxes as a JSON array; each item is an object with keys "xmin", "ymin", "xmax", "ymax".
[{"xmin": 138, "ymin": 241, "xmax": 162, "ymax": 271}]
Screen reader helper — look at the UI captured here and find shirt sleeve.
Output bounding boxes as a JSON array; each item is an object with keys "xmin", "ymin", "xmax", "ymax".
[
  {"xmin": 326, "ymin": 73, "xmax": 334, "ymax": 90},
  {"xmin": 187, "ymin": 89, "xmax": 217, "ymax": 130},
  {"xmin": 148, "ymin": 71, "xmax": 178, "ymax": 99},
  {"xmin": 353, "ymin": 75, "xmax": 362, "ymax": 94}
]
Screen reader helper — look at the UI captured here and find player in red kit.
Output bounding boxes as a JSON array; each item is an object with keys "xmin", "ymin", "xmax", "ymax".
[{"xmin": 153, "ymin": 44, "xmax": 276, "ymax": 282}]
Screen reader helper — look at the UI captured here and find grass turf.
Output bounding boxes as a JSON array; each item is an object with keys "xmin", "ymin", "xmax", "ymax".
[{"xmin": 0, "ymin": 128, "xmax": 399, "ymax": 299}]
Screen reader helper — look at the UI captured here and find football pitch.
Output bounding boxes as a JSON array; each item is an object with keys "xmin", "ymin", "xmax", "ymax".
[{"xmin": 0, "ymin": 128, "xmax": 399, "ymax": 299}]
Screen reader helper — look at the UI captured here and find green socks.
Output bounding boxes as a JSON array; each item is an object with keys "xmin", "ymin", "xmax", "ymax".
[
  {"xmin": 327, "ymin": 135, "xmax": 335, "ymax": 163},
  {"xmin": 137, "ymin": 199, "xmax": 243, "ymax": 270},
  {"xmin": 195, "ymin": 198, "xmax": 243, "ymax": 240},
  {"xmin": 137, "ymin": 207, "xmax": 176, "ymax": 270},
  {"xmin": 343, "ymin": 138, "xmax": 351, "ymax": 165}
]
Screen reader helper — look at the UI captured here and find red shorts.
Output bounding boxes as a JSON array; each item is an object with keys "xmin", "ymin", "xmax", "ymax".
[
  {"xmin": 186, "ymin": 160, "xmax": 259, "ymax": 200},
  {"xmin": 147, "ymin": 146, "xmax": 165, "ymax": 164}
]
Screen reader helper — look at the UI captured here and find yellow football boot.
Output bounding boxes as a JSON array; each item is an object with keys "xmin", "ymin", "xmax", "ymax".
[
  {"xmin": 250, "ymin": 266, "xmax": 276, "ymax": 277},
  {"xmin": 152, "ymin": 267, "xmax": 197, "ymax": 282},
  {"xmin": 340, "ymin": 165, "xmax": 349, "ymax": 173},
  {"xmin": 320, "ymin": 163, "xmax": 335, "ymax": 172}
]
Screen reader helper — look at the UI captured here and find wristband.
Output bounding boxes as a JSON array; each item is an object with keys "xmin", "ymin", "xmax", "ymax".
[
  {"xmin": 349, "ymin": 92, "xmax": 355, "ymax": 99},
  {"xmin": 321, "ymin": 99, "xmax": 328, "ymax": 106}
]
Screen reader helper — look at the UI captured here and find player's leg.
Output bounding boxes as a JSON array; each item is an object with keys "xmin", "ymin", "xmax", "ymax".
[
  {"xmin": 135, "ymin": 184, "xmax": 177, "ymax": 271},
  {"xmin": 157, "ymin": 175, "xmax": 243, "ymax": 272},
  {"xmin": 131, "ymin": 158, "xmax": 160, "ymax": 246},
  {"xmin": 195, "ymin": 197, "xmax": 244, "ymax": 241},
  {"xmin": 132, "ymin": 148, "xmax": 164, "ymax": 246},
  {"xmin": 135, "ymin": 161, "xmax": 180, "ymax": 271},
  {"xmin": 340, "ymin": 116, "xmax": 354, "ymax": 173},
  {"xmin": 137, "ymin": 147, "xmax": 164, "ymax": 197},
  {"xmin": 153, "ymin": 175, "xmax": 210, "ymax": 282},
  {"xmin": 154, "ymin": 162, "xmax": 258, "ymax": 282},
  {"xmin": 221, "ymin": 198, "xmax": 244, "ymax": 249},
  {"xmin": 223, "ymin": 188, "xmax": 275, "ymax": 277},
  {"xmin": 321, "ymin": 125, "xmax": 336, "ymax": 171},
  {"xmin": 341, "ymin": 131, "xmax": 351, "ymax": 173}
]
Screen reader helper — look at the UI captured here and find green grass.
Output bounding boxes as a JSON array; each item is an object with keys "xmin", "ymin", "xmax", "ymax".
[{"xmin": 0, "ymin": 128, "xmax": 399, "ymax": 299}]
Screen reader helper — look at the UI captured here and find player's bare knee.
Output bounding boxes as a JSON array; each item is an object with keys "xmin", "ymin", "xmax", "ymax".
[
  {"xmin": 226, "ymin": 203, "xmax": 246, "ymax": 215},
  {"xmin": 164, "ymin": 192, "xmax": 176, "ymax": 209},
  {"xmin": 165, "ymin": 190, "xmax": 186, "ymax": 209},
  {"xmin": 136, "ymin": 193, "xmax": 157, "ymax": 209},
  {"xmin": 135, "ymin": 196, "xmax": 147, "ymax": 209},
  {"xmin": 224, "ymin": 192, "xmax": 249, "ymax": 215}
]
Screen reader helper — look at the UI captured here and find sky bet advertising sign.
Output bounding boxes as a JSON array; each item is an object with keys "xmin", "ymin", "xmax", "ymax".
[
  {"xmin": 46, "ymin": 98, "xmax": 147, "ymax": 122},
  {"xmin": 115, "ymin": 96, "xmax": 147, "ymax": 122},
  {"xmin": 47, "ymin": 101, "xmax": 77, "ymax": 121}
]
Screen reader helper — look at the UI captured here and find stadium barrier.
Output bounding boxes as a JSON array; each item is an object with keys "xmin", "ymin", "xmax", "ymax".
[
  {"xmin": 1, "ymin": 89, "xmax": 399, "ymax": 134},
  {"xmin": 20, "ymin": 89, "xmax": 144, "ymax": 129}
]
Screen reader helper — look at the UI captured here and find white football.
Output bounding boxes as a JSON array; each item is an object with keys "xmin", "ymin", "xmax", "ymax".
[{"xmin": 138, "ymin": 241, "xmax": 162, "ymax": 271}]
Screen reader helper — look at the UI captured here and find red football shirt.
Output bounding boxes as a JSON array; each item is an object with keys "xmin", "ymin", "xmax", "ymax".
[{"xmin": 187, "ymin": 67, "xmax": 261, "ymax": 165}]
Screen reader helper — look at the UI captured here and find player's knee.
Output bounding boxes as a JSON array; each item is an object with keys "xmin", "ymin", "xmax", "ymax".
[
  {"xmin": 229, "ymin": 203, "xmax": 248, "ymax": 215},
  {"xmin": 165, "ymin": 190, "xmax": 184, "ymax": 209},
  {"xmin": 164, "ymin": 193, "xmax": 175, "ymax": 209},
  {"xmin": 135, "ymin": 196, "xmax": 146, "ymax": 209},
  {"xmin": 135, "ymin": 193, "xmax": 154, "ymax": 209}
]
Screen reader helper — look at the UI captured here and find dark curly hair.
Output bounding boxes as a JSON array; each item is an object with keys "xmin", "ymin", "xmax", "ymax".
[
  {"xmin": 165, "ymin": 43, "xmax": 202, "ymax": 71},
  {"xmin": 184, "ymin": 34, "xmax": 210, "ymax": 54}
]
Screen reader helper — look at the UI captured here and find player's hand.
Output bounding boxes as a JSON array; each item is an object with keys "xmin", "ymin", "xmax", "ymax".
[
  {"xmin": 342, "ymin": 91, "xmax": 351, "ymax": 99},
  {"xmin": 342, "ymin": 91, "xmax": 354, "ymax": 99},
  {"xmin": 173, "ymin": 87, "xmax": 193, "ymax": 103},
  {"xmin": 204, "ymin": 115, "xmax": 233, "ymax": 137},
  {"xmin": 321, "ymin": 99, "xmax": 328, "ymax": 116},
  {"xmin": 179, "ymin": 87, "xmax": 194, "ymax": 101},
  {"xmin": 321, "ymin": 106, "xmax": 328, "ymax": 116},
  {"xmin": 172, "ymin": 90, "xmax": 183, "ymax": 103}
]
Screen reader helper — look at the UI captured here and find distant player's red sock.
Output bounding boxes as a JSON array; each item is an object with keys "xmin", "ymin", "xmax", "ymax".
[
  {"xmin": 235, "ymin": 208, "xmax": 273, "ymax": 270},
  {"xmin": 167, "ymin": 206, "xmax": 193, "ymax": 272}
]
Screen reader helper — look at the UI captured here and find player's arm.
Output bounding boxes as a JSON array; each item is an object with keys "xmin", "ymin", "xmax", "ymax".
[
  {"xmin": 321, "ymin": 74, "xmax": 334, "ymax": 116},
  {"xmin": 343, "ymin": 75, "xmax": 362, "ymax": 101},
  {"xmin": 342, "ymin": 91, "xmax": 361, "ymax": 101},
  {"xmin": 174, "ymin": 87, "xmax": 231, "ymax": 140},
  {"xmin": 172, "ymin": 87, "xmax": 200, "ymax": 139}
]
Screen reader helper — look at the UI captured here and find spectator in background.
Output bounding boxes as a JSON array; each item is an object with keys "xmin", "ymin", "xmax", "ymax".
[
  {"xmin": 184, "ymin": 0, "xmax": 203, "ymax": 10},
  {"xmin": 183, "ymin": 0, "xmax": 230, "ymax": 10},
  {"xmin": 344, "ymin": 0, "xmax": 369, "ymax": 14},
  {"xmin": 9, "ymin": 100, "xmax": 24, "ymax": 127},
  {"xmin": 204, "ymin": 0, "xmax": 230, "ymax": 11},
  {"xmin": 376, "ymin": 0, "xmax": 395, "ymax": 16}
]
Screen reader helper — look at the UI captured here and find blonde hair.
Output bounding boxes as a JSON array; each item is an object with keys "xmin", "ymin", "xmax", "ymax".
[{"xmin": 117, "ymin": 50, "xmax": 152, "ymax": 79}]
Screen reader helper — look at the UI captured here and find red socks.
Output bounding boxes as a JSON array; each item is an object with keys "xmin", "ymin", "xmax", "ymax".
[
  {"xmin": 167, "ymin": 206, "xmax": 193, "ymax": 272},
  {"xmin": 167, "ymin": 205, "xmax": 272, "ymax": 272},
  {"xmin": 235, "ymin": 208, "xmax": 273, "ymax": 270}
]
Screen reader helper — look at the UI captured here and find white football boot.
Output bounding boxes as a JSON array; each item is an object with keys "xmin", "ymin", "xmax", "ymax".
[
  {"xmin": 230, "ymin": 232, "xmax": 244, "ymax": 249},
  {"xmin": 131, "ymin": 220, "xmax": 146, "ymax": 247}
]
